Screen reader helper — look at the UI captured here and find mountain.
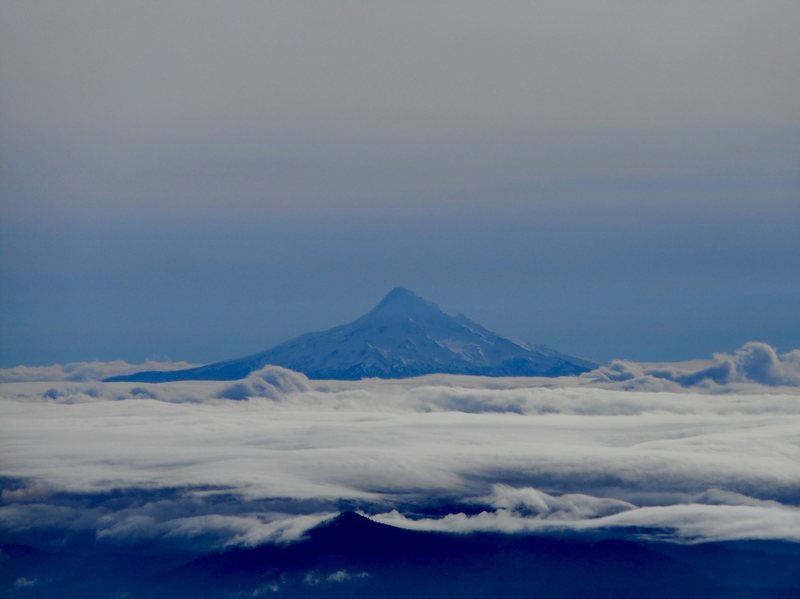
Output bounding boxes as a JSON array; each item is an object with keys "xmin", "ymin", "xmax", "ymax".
[
  {"xmin": 106, "ymin": 288, "xmax": 596, "ymax": 382},
  {"xmin": 7, "ymin": 513, "xmax": 800, "ymax": 598}
]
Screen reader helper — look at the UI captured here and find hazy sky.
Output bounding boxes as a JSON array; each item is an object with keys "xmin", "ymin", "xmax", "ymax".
[{"xmin": 1, "ymin": 1, "xmax": 799, "ymax": 366}]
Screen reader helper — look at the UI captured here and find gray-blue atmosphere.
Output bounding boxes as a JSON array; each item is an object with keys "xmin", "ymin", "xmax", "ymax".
[{"xmin": 1, "ymin": 1, "xmax": 799, "ymax": 367}]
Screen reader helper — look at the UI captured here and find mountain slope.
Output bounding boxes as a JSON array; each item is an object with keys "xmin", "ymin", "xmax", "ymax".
[
  {"xmin": 107, "ymin": 288, "xmax": 595, "ymax": 382},
  {"xmin": 8, "ymin": 513, "xmax": 799, "ymax": 598}
]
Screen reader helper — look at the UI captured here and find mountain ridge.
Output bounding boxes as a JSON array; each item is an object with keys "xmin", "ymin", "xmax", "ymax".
[{"xmin": 106, "ymin": 288, "xmax": 596, "ymax": 382}]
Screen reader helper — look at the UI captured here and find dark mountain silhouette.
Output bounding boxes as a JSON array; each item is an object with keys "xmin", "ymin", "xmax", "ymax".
[{"xmin": 6, "ymin": 512, "xmax": 800, "ymax": 598}]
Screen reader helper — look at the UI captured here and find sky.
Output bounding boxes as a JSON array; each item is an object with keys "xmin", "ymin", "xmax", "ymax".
[{"xmin": 1, "ymin": 1, "xmax": 799, "ymax": 366}]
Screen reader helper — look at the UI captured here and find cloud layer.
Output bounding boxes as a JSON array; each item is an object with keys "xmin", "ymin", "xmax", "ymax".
[
  {"xmin": 0, "ymin": 360, "xmax": 198, "ymax": 383},
  {"xmin": 2, "ymin": 348, "xmax": 799, "ymax": 550},
  {"xmin": 585, "ymin": 341, "xmax": 800, "ymax": 391}
]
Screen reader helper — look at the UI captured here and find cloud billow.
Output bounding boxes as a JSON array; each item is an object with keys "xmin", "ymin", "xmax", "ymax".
[
  {"xmin": 588, "ymin": 341, "xmax": 800, "ymax": 390},
  {"xmin": 216, "ymin": 366, "xmax": 311, "ymax": 400}
]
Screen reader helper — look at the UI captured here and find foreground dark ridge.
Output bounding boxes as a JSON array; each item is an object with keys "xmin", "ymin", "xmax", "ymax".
[
  {"xmin": 107, "ymin": 288, "xmax": 596, "ymax": 382},
  {"xmin": 4, "ymin": 512, "xmax": 799, "ymax": 598}
]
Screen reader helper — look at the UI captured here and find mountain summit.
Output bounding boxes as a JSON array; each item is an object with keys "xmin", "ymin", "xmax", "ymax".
[
  {"xmin": 107, "ymin": 289, "xmax": 595, "ymax": 382},
  {"xmin": 371, "ymin": 287, "xmax": 440, "ymax": 314}
]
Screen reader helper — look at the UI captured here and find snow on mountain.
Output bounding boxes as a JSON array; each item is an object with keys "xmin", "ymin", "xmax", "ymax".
[{"xmin": 107, "ymin": 288, "xmax": 595, "ymax": 382}]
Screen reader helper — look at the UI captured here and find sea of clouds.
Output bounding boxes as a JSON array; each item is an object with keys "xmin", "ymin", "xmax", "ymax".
[
  {"xmin": 0, "ymin": 360, "xmax": 200, "ymax": 383},
  {"xmin": 2, "ymin": 342, "xmax": 799, "ymax": 552}
]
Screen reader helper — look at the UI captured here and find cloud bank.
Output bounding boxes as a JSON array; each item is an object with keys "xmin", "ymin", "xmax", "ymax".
[
  {"xmin": 585, "ymin": 341, "xmax": 800, "ymax": 391},
  {"xmin": 2, "ymin": 347, "xmax": 799, "ymax": 551},
  {"xmin": 216, "ymin": 366, "xmax": 311, "ymax": 400},
  {"xmin": 0, "ymin": 360, "xmax": 198, "ymax": 383},
  {"xmin": 4, "ymin": 341, "xmax": 800, "ymax": 394}
]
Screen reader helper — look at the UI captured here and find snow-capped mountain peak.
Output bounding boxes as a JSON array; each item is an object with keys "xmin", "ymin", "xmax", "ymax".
[
  {"xmin": 107, "ymin": 289, "xmax": 596, "ymax": 382},
  {"xmin": 369, "ymin": 287, "xmax": 439, "ymax": 315}
]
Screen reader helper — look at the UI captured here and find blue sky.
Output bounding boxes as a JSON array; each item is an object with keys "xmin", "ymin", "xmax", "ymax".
[{"xmin": 1, "ymin": 1, "xmax": 798, "ymax": 366}]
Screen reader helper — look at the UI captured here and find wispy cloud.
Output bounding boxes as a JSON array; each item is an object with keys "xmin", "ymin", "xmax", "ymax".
[{"xmin": 373, "ymin": 495, "xmax": 800, "ymax": 543}]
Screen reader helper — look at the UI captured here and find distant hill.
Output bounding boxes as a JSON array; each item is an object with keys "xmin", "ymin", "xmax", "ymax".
[{"xmin": 106, "ymin": 288, "xmax": 596, "ymax": 382}]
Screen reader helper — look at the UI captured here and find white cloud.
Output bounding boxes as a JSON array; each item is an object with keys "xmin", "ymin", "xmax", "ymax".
[
  {"xmin": 484, "ymin": 484, "xmax": 635, "ymax": 520},
  {"xmin": 251, "ymin": 581, "xmax": 281, "ymax": 596},
  {"xmin": 585, "ymin": 341, "xmax": 800, "ymax": 390},
  {"xmin": 303, "ymin": 569, "xmax": 369, "ymax": 586},
  {"xmin": 371, "ymin": 499, "xmax": 800, "ymax": 543},
  {"xmin": 157, "ymin": 512, "xmax": 336, "ymax": 547},
  {"xmin": 217, "ymin": 366, "xmax": 311, "ymax": 400},
  {"xmin": 14, "ymin": 577, "xmax": 38, "ymax": 588},
  {"xmin": 0, "ymin": 360, "xmax": 198, "ymax": 383},
  {"xmin": 2, "ymin": 352, "xmax": 800, "ymax": 549}
]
